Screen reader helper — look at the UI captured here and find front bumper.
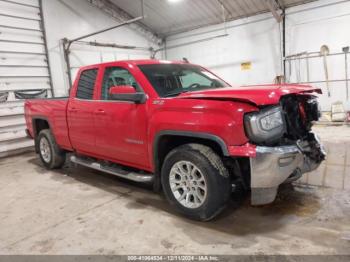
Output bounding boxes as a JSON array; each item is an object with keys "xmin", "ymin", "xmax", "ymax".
[{"xmin": 250, "ymin": 136, "xmax": 325, "ymax": 205}]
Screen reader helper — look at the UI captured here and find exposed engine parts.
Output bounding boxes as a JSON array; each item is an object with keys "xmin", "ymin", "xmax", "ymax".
[
  {"xmin": 297, "ymin": 132, "xmax": 326, "ymax": 166},
  {"xmin": 245, "ymin": 94, "xmax": 321, "ymax": 147},
  {"xmin": 280, "ymin": 94, "xmax": 320, "ymax": 141},
  {"xmin": 245, "ymin": 94, "xmax": 325, "ymax": 165},
  {"xmin": 280, "ymin": 95, "xmax": 325, "ymax": 165}
]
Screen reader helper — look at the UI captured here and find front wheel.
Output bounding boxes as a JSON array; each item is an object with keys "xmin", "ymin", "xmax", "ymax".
[
  {"xmin": 161, "ymin": 144, "xmax": 232, "ymax": 221},
  {"xmin": 37, "ymin": 129, "xmax": 66, "ymax": 169}
]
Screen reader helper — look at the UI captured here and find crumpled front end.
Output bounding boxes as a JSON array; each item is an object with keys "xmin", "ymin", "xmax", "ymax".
[
  {"xmin": 250, "ymin": 133, "xmax": 326, "ymax": 205},
  {"xmin": 243, "ymin": 94, "xmax": 326, "ymax": 205}
]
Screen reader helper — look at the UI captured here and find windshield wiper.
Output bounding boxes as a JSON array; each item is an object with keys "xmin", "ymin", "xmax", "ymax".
[{"xmin": 163, "ymin": 90, "xmax": 189, "ymax": 97}]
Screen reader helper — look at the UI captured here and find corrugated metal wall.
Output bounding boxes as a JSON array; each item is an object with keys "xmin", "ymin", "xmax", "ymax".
[{"xmin": 0, "ymin": 0, "xmax": 52, "ymax": 158}]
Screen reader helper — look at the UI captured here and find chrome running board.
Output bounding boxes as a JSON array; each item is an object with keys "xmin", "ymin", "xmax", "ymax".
[{"xmin": 70, "ymin": 155, "xmax": 154, "ymax": 183}]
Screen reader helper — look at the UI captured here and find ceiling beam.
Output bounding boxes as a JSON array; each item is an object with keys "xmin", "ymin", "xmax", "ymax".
[
  {"xmin": 86, "ymin": 0, "xmax": 163, "ymax": 45},
  {"xmin": 275, "ymin": 0, "xmax": 284, "ymax": 10},
  {"xmin": 216, "ymin": 0, "xmax": 234, "ymax": 20},
  {"xmin": 265, "ymin": 0, "xmax": 284, "ymax": 22}
]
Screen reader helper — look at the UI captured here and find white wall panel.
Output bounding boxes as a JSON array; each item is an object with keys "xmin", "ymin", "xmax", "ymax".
[
  {"xmin": 286, "ymin": 0, "xmax": 350, "ymax": 110},
  {"xmin": 0, "ymin": 129, "xmax": 26, "ymax": 142},
  {"xmin": 0, "ymin": 105, "xmax": 23, "ymax": 116},
  {"xmin": 166, "ymin": 13, "xmax": 281, "ymax": 87},
  {"xmin": 0, "ymin": 80, "xmax": 51, "ymax": 92},
  {"xmin": 101, "ymin": 53, "xmax": 117, "ymax": 63},
  {"xmin": 42, "ymin": 0, "xmax": 158, "ymax": 97},
  {"xmin": 67, "ymin": 44, "xmax": 152, "ymax": 83},
  {"xmin": 0, "ymin": 0, "xmax": 49, "ymax": 157},
  {"xmin": 0, "ymin": 138, "xmax": 34, "ymax": 158},
  {"xmin": 0, "ymin": 115, "xmax": 26, "ymax": 128},
  {"xmin": 166, "ymin": 0, "xmax": 350, "ymax": 111}
]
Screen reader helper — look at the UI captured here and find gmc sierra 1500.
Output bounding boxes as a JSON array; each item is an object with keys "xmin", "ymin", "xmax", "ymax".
[{"xmin": 25, "ymin": 60, "xmax": 325, "ymax": 221}]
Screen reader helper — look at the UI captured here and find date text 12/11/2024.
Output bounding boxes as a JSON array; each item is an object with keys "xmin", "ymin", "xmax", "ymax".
[{"xmin": 127, "ymin": 256, "xmax": 219, "ymax": 261}]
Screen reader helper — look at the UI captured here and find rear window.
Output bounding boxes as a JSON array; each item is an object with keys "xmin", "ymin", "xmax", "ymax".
[{"xmin": 76, "ymin": 69, "xmax": 98, "ymax": 100}]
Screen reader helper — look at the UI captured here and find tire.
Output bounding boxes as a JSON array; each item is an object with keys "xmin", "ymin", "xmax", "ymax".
[
  {"xmin": 161, "ymin": 143, "xmax": 231, "ymax": 221},
  {"xmin": 37, "ymin": 129, "xmax": 66, "ymax": 169}
]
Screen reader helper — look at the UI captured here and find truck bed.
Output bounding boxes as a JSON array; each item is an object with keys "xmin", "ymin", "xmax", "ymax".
[{"xmin": 24, "ymin": 98, "xmax": 72, "ymax": 150}]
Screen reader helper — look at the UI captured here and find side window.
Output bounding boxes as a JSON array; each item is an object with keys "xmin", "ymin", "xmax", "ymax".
[
  {"xmin": 101, "ymin": 67, "xmax": 141, "ymax": 100},
  {"xmin": 76, "ymin": 69, "xmax": 98, "ymax": 100}
]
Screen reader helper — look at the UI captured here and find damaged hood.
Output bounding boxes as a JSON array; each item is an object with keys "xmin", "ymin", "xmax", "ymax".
[{"xmin": 178, "ymin": 84, "xmax": 322, "ymax": 106}]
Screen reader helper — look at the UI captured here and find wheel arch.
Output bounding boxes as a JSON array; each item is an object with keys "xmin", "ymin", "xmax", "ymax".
[
  {"xmin": 32, "ymin": 116, "xmax": 52, "ymax": 153},
  {"xmin": 152, "ymin": 130, "xmax": 229, "ymax": 191}
]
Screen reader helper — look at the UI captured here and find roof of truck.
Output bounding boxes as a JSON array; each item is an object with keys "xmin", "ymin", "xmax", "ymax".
[
  {"xmin": 126, "ymin": 59, "xmax": 188, "ymax": 65},
  {"xmin": 80, "ymin": 59, "xmax": 190, "ymax": 70}
]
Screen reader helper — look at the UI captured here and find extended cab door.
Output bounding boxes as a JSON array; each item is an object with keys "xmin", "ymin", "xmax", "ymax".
[
  {"xmin": 67, "ymin": 67, "xmax": 100, "ymax": 155},
  {"xmin": 93, "ymin": 65, "xmax": 149, "ymax": 170}
]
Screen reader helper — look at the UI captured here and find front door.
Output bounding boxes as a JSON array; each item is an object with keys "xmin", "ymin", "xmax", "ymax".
[{"xmin": 93, "ymin": 66, "xmax": 149, "ymax": 169}]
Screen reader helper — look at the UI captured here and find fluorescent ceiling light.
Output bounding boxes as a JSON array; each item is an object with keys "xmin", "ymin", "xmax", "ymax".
[{"xmin": 168, "ymin": 0, "xmax": 183, "ymax": 3}]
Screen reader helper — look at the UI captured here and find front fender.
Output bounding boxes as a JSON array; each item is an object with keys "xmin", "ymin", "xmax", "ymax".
[{"xmin": 147, "ymin": 98, "xmax": 258, "ymax": 170}]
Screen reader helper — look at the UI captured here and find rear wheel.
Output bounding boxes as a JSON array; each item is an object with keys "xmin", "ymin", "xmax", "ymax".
[
  {"xmin": 37, "ymin": 129, "xmax": 66, "ymax": 169},
  {"xmin": 161, "ymin": 143, "xmax": 231, "ymax": 221}
]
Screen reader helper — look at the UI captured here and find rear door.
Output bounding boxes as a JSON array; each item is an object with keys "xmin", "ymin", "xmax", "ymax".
[{"xmin": 67, "ymin": 68, "xmax": 100, "ymax": 155}]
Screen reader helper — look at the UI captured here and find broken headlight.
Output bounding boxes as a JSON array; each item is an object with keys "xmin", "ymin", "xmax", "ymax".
[{"xmin": 244, "ymin": 106, "xmax": 286, "ymax": 144}]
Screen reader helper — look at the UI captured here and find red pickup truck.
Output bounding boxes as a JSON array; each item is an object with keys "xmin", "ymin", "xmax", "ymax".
[{"xmin": 25, "ymin": 60, "xmax": 325, "ymax": 221}]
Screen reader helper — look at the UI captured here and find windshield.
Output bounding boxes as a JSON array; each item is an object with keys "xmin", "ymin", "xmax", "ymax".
[{"xmin": 138, "ymin": 64, "xmax": 228, "ymax": 97}]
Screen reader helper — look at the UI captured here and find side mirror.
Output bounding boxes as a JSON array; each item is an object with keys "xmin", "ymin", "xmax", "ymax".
[{"xmin": 109, "ymin": 85, "xmax": 147, "ymax": 104}]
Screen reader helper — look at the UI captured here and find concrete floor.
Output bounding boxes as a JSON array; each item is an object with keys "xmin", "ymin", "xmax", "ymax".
[
  {"xmin": 0, "ymin": 126, "xmax": 349, "ymax": 255},
  {"xmin": 298, "ymin": 125, "xmax": 350, "ymax": 189}
]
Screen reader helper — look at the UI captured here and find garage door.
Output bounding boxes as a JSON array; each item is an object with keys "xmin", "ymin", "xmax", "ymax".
[{"xmin": 0, "ymin": 0, "xmax": 53, "ymax": 157}]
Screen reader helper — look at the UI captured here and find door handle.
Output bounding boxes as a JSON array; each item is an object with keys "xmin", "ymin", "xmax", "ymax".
[
  {"xmin": 69, "ymin": 107, "xmax": 78, "ymax": 113},
  {"xmin": 94, "ymin": 109, "xmax": 106, "ymax": 115}
]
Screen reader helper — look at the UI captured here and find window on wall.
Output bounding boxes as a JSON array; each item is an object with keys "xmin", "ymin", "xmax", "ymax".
[
  {"xmin": 76, "ymin": 69, "xmax": 98, "ymax": 100},
  {"xmin": 101, "ymin": 67, "xmax": 141, "ymax": 100}
]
